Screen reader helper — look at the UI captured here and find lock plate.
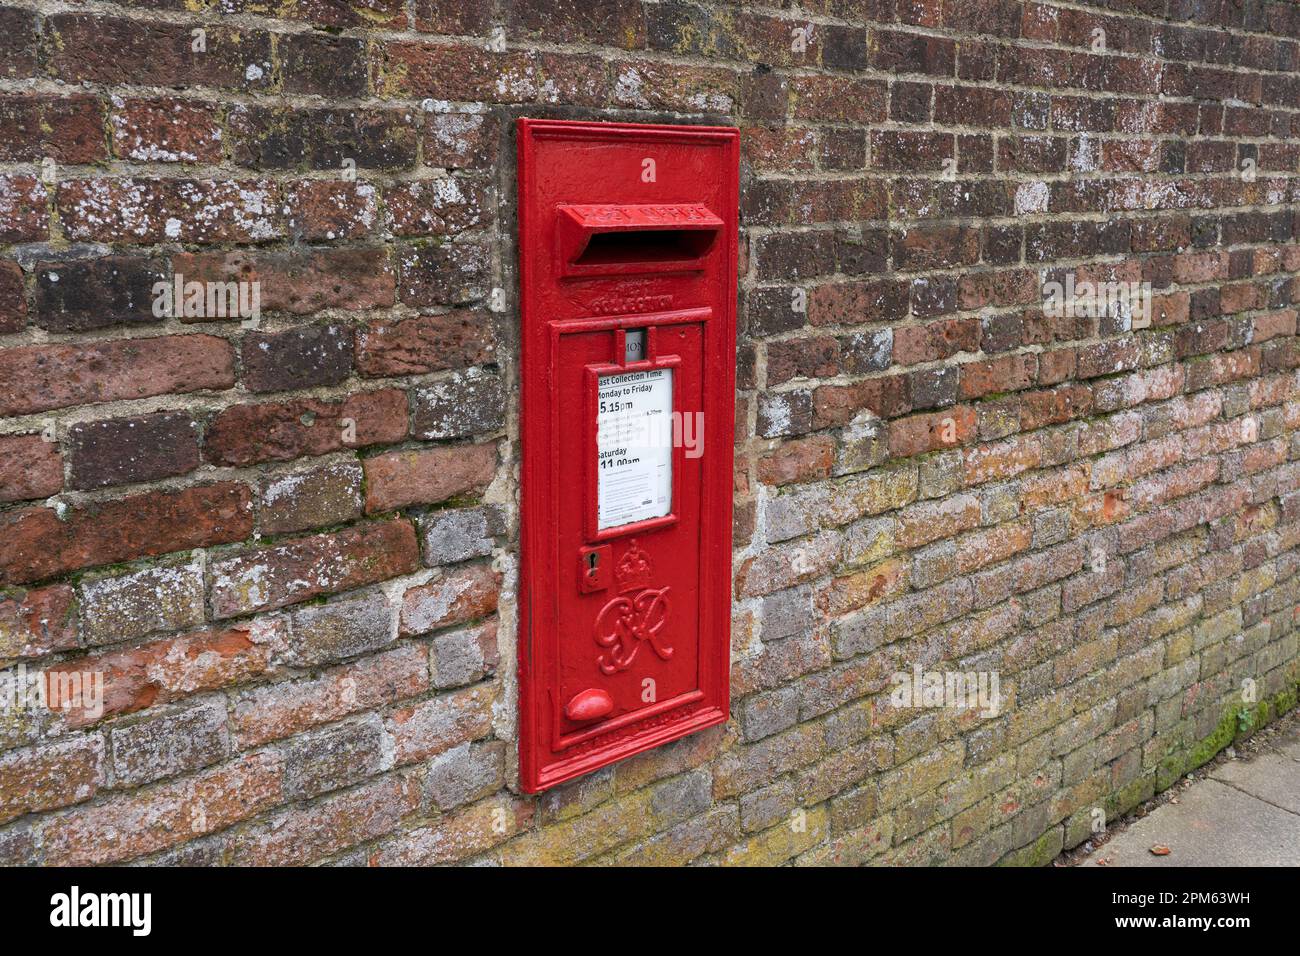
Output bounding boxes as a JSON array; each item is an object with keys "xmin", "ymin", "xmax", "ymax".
[{"xmin": 578, "ymin": 544, "xmax": 612, "ymax": 593}]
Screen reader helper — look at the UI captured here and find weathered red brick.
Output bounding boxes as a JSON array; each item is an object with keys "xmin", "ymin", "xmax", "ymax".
[
  {"xmin": 897, "ymin": 495, "xmax": 982, "ymax": 549},
  {"xmin": 1, "ymin": 0, "xmax": 1297, "ymax": 873},
  {"xmin": 422, "ymin": 111, "xmax": 499, "ymax": 169},
  {"xmin": 230, "ymin": 773, "xmax": 419, "ymax": 866},
  {"xmin": 279, "ymin": 33, "xmax": 369, "ymax": 98},
  {"xmin": 287, "ymin": 0, "xmax": 406, "ymax": 28},
  {"xmin": 46, "ymin": 620, "xmax": 285, "ymax": 728},
  {"xmin": 510, "ymin": 0, "xmax": 644, "ymax": 47},
  {"xmin": 0, "ymin": 434, "xmax": 62, "ymax": 503},
  {"xmin": 208, "ymin": 519, "xmax": 418, "ymax": 618},
  {"xmin": 0, "ymin": 483, "xmax": 253, "ymax": 585},
  {"xmin": 0, "ymin": 259, "xmax": 25, "ymax": 331},
  {"xmin": 0, "ymin": 737, "xmax": 104, "ymax": 825},
  {"xmin": 399, "ymin": 563, "xmax": 501, "ymax": 637},
  {"xmin": 0, "ymin": 94, "xmax": 106, "ymax": 163},
  {"xmin": 0, "ymin": 176, "xmax": 48, "ymax": 242},
  {"xmin": 791, "ymin": 75, "xmax": 887, "ymax": 123},
  {"xmin": 1253, "ymin": 308, "xmax": 1297, "ymax": 344},
  {"xmin": 382, "ymin": 42, "xmax": 541, "ymax": 101},
  {"xmin": 893, "ymin": 318, "xmax": 980, "ymax": 366},
  {"xmin": 40, "ymin": 751, "xmax": 284, "ymax": 866},
  {"xmin": 369, "ymin": 793, "xmax": 532, "ymax": 865},
  {"xmin": 960, "ymin": 353, "xmax": 1039, "ymax": 399},
  {"xmin": 396, "ymin": 241, "xmax": 490, "ymax": 307},
  {"xmin": 58, "ymin": 179, "xmax": 283, "ymax": 244},
  {"xmin": 386, "ymin": 683, "xmax": 498, "ymax": 765},
  {"xmin": 286, "ymin": 181, "xmax": 379, "ymax": 241},
  {"xmin": 0, "ymin": 335, "xmax": 235, "ymax": 416},
  {"xmin": 231, "ymin": 645, "xmax": 428, "ymax": 749},
  {"xmin": 109, "ymin": 97, "xmax": 222, "ymax": 163},
  {"xmin": 889, "ymin": 407, "xmax": 977, "ymax": 457},
  {"xmin": 45, "ymin": 15, "xmax": 273, "ymax": 92},
  {"xmin": 228, "ymin": 105, "xmax": 417, "ymax": 170},
  {"xmin": 0, "ymin": 7, "xmax": 37, "ymax": 80},
  {"xmin": 385, "ymin": 178, "xmax": 485, "ymax": 237},
  {"xmin": 356, "ymin": 311, "xmax": 494, "ymax": 377},
  {"xmin": 0, "ymin": 584, "xmax": 78, "ymax": 658},
  {"xmin": 204, "ymin": 389, "xmax": 408, "ymax": 467},
  {"xmin": 964, "ymin": 435, "xmax": 1043, "ymax": 486},
  {"xmin": 240, "ymin": 324, "xmax": 354, "ymax": 393},
  {"xmin": 871, "ymin": 131, "xmax": 955, "ymax": 172},
  {"xmin": 173, "ymin": 248, "xmax": 394, "ymax": 317},
  {"xmin": 757, "ymin": 436, "xmax": 836, "ymax": 486},
  {"xmin": 813, "ymin": 377, "xmax": 910, "ymax": 428},
  {"xmin": 33, "ymin": 255, "xmax": 167, "ymax": 332},
  {"xmin": 363, "ymin": 443, "xmax": 498, "ymax": 513},
  {"xmin": 67, "ymin": 412, "xmax": 200, "ymax": 490}
]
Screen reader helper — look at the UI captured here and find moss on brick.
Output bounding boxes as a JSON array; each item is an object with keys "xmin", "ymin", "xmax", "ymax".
[{"xmin": 998, "ymin": 825, "xmax": 1063, "ymax": 867}]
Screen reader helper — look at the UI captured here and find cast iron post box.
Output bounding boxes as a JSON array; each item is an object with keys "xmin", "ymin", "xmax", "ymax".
[{"xmin": 516, "ymin": 118, "xmax": 739, "ymax": 792}]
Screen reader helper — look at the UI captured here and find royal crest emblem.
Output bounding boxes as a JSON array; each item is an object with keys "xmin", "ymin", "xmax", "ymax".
[{"xmin": 593, "ymin": 539, "xmax": 673, "ymax": 675}]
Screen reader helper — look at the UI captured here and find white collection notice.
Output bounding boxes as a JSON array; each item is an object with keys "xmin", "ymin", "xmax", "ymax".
[{"xmin": 596, "ymin": 369, "xmax": 674, "ymax": 529}]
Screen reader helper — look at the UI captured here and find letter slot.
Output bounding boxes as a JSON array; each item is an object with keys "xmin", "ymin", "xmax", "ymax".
[{"xmin": 557, "ymin": 203, "xmax": 723, "ymax": 277}]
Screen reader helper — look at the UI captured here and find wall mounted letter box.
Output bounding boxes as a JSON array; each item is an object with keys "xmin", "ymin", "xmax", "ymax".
[{"xmin": 516, "ymin": 118, "xmax": 739, "ymax": 792}]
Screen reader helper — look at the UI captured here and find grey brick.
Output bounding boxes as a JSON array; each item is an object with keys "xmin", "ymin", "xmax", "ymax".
[
  {"xmin": 412, "ymin": 368, "xmax": 505, "ymax": 439},
  {"xmin": 79, "ymin": 556, "xmax": 206, "ymax": 647},
  {"xmin": 650, "ymin": 768, "xmax": 712, "ymax": 823},
  {"xmin": 110, "ymin": 700, "xmax": 229, "ymax": 787},
  {"xmin": 430, "ymin": 622, "xmax": 498, "ymax": 689},
  {"xmin": 761, "ymin": 584, "xmax": 813, "ymax": 643},
  {"xmin": 832, "ymin": 605, "xmax": 887, "ymax": 659},
  {"xmin": 288, "ymin": 588, "xmax": 394, "ymax": 667},
  {"xmin": 283, "ymin": 715, "xmax": 387, "ymax": 800},
  {"xmin": 258, "ymin": 460, "xmax": 363, "ymax": 535},
  {"xmin": 765, "ymin": 486, "xmax": 826, "ymax": 543},
  {"xmin": 740, "ymin": 686, "xmax": 800, "ymax": 742},
  {"xmin": 426, "ymin": 741, "xmax": 504, "ymax": 811},
  {"xmin": 420, "ymin": 504, "xmax": 504, "ymax": 566}
]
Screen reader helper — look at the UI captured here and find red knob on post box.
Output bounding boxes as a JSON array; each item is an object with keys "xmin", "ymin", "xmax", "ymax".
[
  {"xmin": 516, "ymin": 119, "xmax": 738, "ymax": 793},
  {"xmin": 564, "ymin": 688, "xmax": 615, "ymax": 722}
]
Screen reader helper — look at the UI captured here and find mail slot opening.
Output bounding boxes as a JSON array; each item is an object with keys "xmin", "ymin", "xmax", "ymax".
[
  {"xmin": 557, "ymin": 203, "xmax": 724, "ymax": 277},
  {"xmin": 573, "ymin": 228, "xmax": 716, "ymax": 268}
]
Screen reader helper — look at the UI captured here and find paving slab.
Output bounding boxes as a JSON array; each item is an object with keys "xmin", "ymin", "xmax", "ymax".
[
  {"xmin": 1081, "ymin": 778, "xmax": 1300, "ymax": 867},
  {"xmin": 1210, "ymin": 751, "xmax": 1300, "ymax": 815},
  {"xmin": 1273, "ymin": 726, "xmax": 1300, "ymax": 762}
]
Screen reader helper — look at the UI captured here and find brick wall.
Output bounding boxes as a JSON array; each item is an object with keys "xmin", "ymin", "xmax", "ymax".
[{"xmin": 1, "ymin": 0, "xmax": 1299, "ymax": 866}]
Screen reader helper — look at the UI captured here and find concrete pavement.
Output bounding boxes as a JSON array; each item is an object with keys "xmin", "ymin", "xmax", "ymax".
[{"xmin": 1080, "ymin": 717, "xmax": 1300, "ymax": 867}]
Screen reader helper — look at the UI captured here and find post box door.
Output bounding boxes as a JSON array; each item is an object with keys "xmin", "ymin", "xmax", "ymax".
[
  {"xmin": 517, "ymin": 119, "xmax": 738, "ymax": 793},
  {"xmin": 553, "ymin": 318, "xmax": 705, "ymax": 751}
]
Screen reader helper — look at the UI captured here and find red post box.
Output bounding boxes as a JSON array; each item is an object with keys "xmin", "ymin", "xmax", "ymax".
[{"xmin": 516, "ymin": 118, "xmax": 739, "ymax": 792}]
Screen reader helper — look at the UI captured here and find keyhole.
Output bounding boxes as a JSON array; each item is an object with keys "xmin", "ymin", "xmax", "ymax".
[{"xmin": 587, "ymin": 552, "xmax": 599, "ymax": 577}]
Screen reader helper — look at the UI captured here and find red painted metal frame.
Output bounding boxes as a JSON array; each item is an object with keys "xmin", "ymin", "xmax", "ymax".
[{"xmin": 516, "ymin": 118, "xmax": 739, "ymax": 793}]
